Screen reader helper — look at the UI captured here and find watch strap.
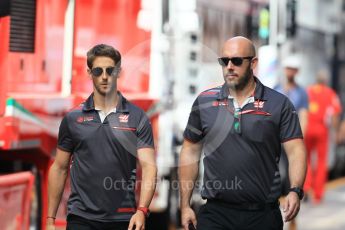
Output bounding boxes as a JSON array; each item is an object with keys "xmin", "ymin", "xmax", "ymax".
[{"xmin": 288, "ymin": 187, "xmax": 304, "ymax": 200}]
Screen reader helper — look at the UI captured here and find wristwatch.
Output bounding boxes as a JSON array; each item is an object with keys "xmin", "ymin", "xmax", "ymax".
[
  {"xmin": 288, "ymin": 187, "xmax": 304, "ymax": 200},
  {"xmin": 137, "ymin": 207, "xmax": 150, "ymax": 217}
]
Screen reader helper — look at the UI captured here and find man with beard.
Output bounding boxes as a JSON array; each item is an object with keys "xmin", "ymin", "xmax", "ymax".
[
  {"xmin": 47, "ymin": 44, "xmax": 157, "ymax": 230},
  {"xmin": 179, "ymin": 37, "xmax": 307, "ymax": 230}
]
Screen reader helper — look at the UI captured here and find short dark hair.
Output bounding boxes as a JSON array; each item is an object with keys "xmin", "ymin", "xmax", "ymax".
[{"xmin": 86, "ymin": 44, "xmax": 121, "ymax": 68}]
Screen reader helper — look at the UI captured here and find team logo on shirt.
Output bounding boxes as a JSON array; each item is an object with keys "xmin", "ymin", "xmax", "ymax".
[
  {"xmin": 212, "ymin": 100, "xmax": 228, "ymax": 107},
  {"xmin": 119, "ymin": 114, "xmax": 129, "ymax": 123},
  {"xmin": 254, "ymin": 100, "xmax": 265, "ymax": 109},
  {"xmin": 76, "ymin": 116, "xmax": 94, "ymax": 123}
]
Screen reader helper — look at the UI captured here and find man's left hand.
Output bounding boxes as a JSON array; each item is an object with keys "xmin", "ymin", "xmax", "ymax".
[
  {"xmin": 128, "ymin": 211, "xmax": 146, "ymax": 230},
  {"xmin": 282, "ymin": 191, "xmax": 300, "ymax": 222}
]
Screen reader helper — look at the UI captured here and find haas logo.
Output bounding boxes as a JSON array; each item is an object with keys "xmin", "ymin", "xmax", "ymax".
[
  {"xmin": 119, "ymin": 114, "xmax": 129, "ymax": 123},
  {"xmin": 254, "ymin": 100, "xmax": 265, "ymax": 109}
]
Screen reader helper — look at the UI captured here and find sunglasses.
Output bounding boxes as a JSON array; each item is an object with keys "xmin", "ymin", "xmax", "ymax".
[
  {"xmin": 218, "ymin": 56, "xmax": 253, "ymax": 67},
  {"xmin": 90, "ymin": 67, "xmax": 119, "ymax": 77}
]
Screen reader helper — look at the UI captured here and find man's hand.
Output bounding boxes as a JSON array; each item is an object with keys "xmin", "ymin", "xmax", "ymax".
[
  {"xmin": 283, "ymin": 191, "xmax": 300, "ymax": 222},
  {"xmin": 181, "ymin": 206, "xmax": 197, "ymax": 230},
  {"xmin": 128, "ymin": 211, "xmax": 146, "ymax": 230},
  {"xmin": 45, "ymin": 218, "xmax": 55, "ymax": 230}
]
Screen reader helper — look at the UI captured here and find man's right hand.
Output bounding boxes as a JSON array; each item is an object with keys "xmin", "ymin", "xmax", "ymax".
[{"xmin": 181, "ymin": 206, "xmax": 197, "ymax": 230}]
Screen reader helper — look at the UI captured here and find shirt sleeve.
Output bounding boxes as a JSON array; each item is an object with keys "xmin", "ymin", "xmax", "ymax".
[
  {"xmin": 299, "ymin": 88, "xmax": 309, "ymax": 110},
  {"xmin": 57, "ymin": 115, "xmax": 74, "ymax": 152},
  {"xmin": 137, "ymin": 112, "xmax": 154, "ymax": 149},
  {"xmin": 183, "ymin": 97, "xmax": 203, "ymax": 143},
  {"xmin": 280, "ymin": 98, "xmax": 303, "ymax": 142}
]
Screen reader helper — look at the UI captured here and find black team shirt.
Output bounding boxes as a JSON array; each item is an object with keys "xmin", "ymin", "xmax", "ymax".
[{"xmin": 58, "ymin": 92, "xmax": 154, "ymax": 221}]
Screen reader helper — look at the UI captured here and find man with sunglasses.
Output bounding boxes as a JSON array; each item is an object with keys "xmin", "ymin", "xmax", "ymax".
[
  {"xmin": 179, "ymin": 36, "xmax": 307, "ymax": 230},
  {"xmin": 47, "ymin": 44, "xmax": 157, "ymax": 230}
]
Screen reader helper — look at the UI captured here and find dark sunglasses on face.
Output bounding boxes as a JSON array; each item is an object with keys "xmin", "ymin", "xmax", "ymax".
[
  {"xmin": 90, "ymin": 67, "xmax": 119, "ymax": 77},
  {"xmin": 218, "ymin": 56, "xmax": 254, "ymax": 67}
]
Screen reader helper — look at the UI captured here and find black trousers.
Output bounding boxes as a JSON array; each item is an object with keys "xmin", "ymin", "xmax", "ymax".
[
  {"xmin": 66, "ymin": 214, "xmax": 129, "ymax": 230},
  {"xmin": 196, "ymin": 200, "xmax": 283, "ymax": 230}
]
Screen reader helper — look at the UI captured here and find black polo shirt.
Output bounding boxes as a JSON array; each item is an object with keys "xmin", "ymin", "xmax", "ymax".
[
  {"xmin": 58, "ymin": 92, "xmax": 154, "ymax": 221},
  {"xmin": 184, "ymin": 77, "xmax": 302, "ymax": 204}
]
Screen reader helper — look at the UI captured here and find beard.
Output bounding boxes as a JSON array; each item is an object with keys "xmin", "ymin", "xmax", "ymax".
[
  {"xmin": 224, "ymin": 66, "xmax": 252, "ymax": 91},
  {"xmin": 287, "ymin": 75, "xmax": 295, "ymax": 84}
]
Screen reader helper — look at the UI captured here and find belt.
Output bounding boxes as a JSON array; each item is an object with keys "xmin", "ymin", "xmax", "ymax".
[{"xmin": 207, "ymin": 199, "xmax": 280, "ymax": 211}]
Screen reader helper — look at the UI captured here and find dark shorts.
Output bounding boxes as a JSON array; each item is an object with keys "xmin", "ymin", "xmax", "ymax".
[
  {"xmin": 66, "ymin": 214, "xmax": 129, "ymax": 230},
  {"xmin": 196, "ymin": 200, "xmax": 283, "ymax": 230}
]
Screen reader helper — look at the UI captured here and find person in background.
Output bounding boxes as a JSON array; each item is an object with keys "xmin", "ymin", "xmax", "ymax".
[
  {"xmin": 46, "ymin": 44, "xmax": 157, "ymax": 230},
  {"xmin": 179, "ymin": 36, "xmax": 307, "ymax": 230},
  {"xmin": 274, "ymin": 55, "xmax": 309, "ymax": 230},
  {"xmin": 274, "ymin": 55, "xmax": 309, "ymax": 133},
  {"xmin": 304, "ymin": 70, "xmax": 342, "ymax": 204}
]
